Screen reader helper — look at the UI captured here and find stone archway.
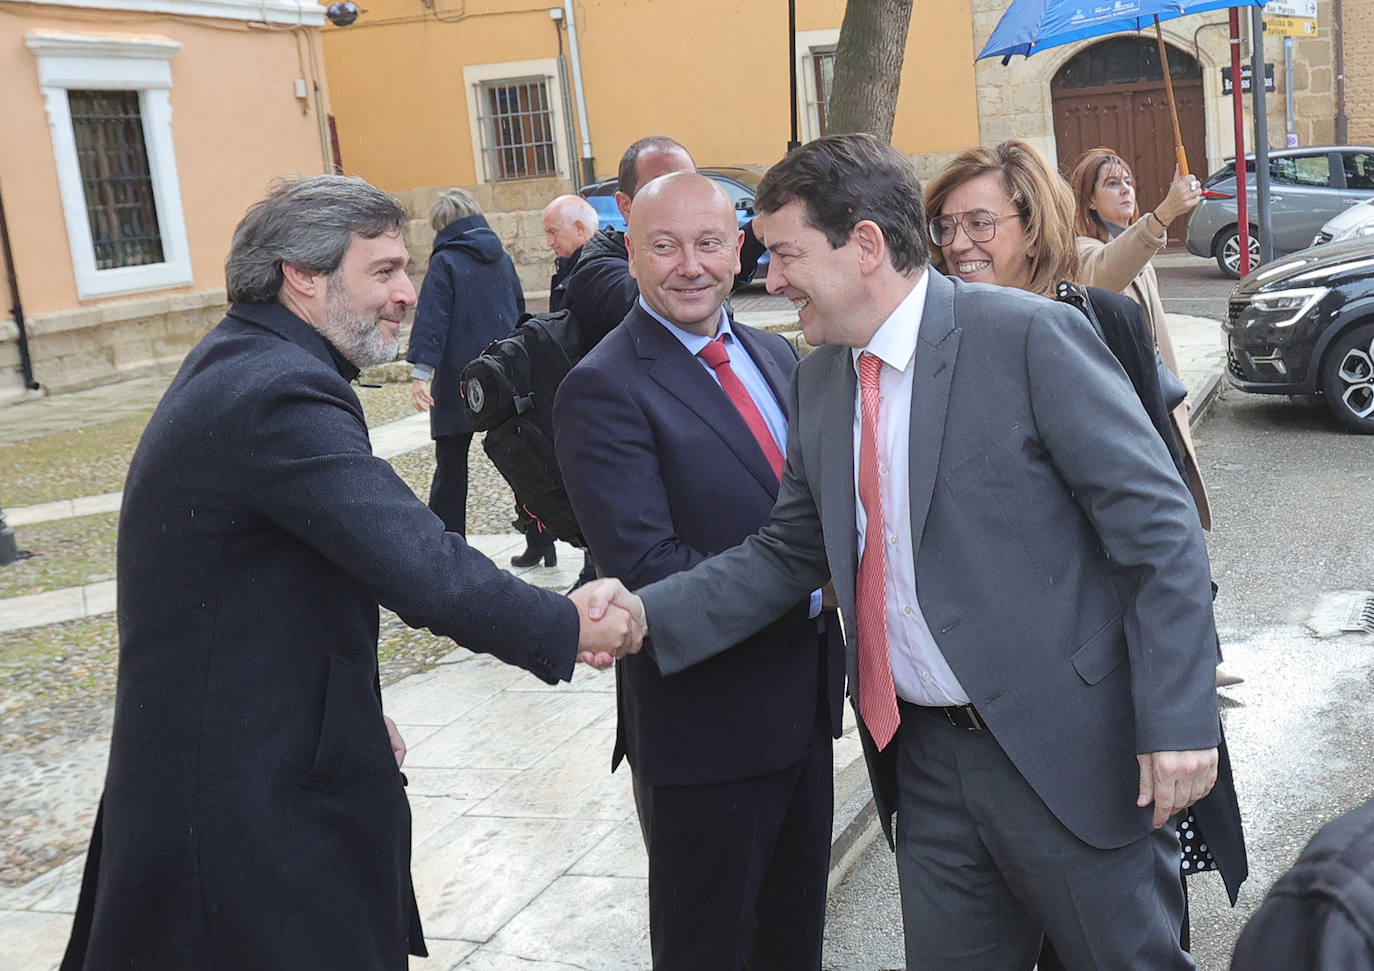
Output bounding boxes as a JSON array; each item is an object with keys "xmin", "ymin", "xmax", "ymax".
[{"xmin": 1051, "ymin": 38, "xmax": 1207, "ymax": 238}]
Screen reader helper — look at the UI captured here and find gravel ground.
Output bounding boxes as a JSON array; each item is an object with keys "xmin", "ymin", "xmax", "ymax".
[
  {"xmin": 0, "ymin": 378, "xmax": 523, "ymax": 887},
  {"xmin": 0, "ymin": 513, "xmax": 118, "ymax": 600}
]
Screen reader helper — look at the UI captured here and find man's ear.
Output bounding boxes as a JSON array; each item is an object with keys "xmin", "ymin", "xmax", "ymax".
[
  {"xmin": 280, "ymin": 262, "xmax": 322, "ymax": 300},
  {"xmin": 614, "ymin": 191, "xmax": 632, "ymax": 225},
  {"xmin": 625, "ymin": 232, "xmax": 639, "ymax": 282},
  {"xmin": 852, "ymin": 220, "xmax": 887, "ymax": 275}
]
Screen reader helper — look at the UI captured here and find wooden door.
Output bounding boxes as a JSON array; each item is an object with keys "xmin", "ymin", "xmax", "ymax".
[{"xmin": 1051, "ymin": 39, "xmax": 1207, "ymax": 242}]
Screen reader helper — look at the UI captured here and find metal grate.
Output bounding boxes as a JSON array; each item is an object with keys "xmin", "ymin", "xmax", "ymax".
[
  {"xmin": 477, "ymin": 78, "xmax": 556, "ymax": 182},
  {"xmin": 68, "ymin": 90, "xmax": 164, "ymax": 270},
  {"xmin": 1342, "ymin": 596, "xmax": 1374, "ymax": 633}
]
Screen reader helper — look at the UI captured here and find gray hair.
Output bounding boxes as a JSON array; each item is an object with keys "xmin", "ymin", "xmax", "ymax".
[
  {"xmin": 430, "ymin": 188, "xmax": 483, "ymax": 231},
  {"xmin": 225, "ymin": 175, "xmax": 408, "ymax": 303}
]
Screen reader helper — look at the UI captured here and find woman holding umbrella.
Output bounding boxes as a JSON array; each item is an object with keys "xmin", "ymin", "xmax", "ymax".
[
  {"xmin": 925, "ymin": 139, "xmax": 1247, "ymax": 965},
  {"xmin": 1069, "ymin": 148, "xmax": 1213, "ymax": 532}
]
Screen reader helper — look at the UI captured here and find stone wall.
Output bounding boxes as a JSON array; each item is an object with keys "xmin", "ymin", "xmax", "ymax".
[
  {"xmin": 0, "ymin": 288, "xmax": 226, "ymax": 400},
  {"xmin": 393, "ymin": 176, "xmax": 575, "ymax": 298},
  {"xmin": 1342, "ymin": 0, "xmax": 1374, "ymax": 144}
]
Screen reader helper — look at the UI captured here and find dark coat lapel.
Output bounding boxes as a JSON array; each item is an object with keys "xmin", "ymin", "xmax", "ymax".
[
  {"xmin": 626, "ymin": 307, "xmax": 781, "ymax": 498},
  {"xmin": 908, "ymin": 271, "xmax": 960, "ymax": 552}
]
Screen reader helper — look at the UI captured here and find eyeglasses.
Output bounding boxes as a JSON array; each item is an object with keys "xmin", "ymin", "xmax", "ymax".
[{"xmin": 928, "ymin": 209, "xmax": 1022, "ymax": 247}]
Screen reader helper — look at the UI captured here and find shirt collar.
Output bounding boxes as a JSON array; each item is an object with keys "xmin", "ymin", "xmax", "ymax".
[
  {"xmin": 851, "ymin": 268, "xmax": 929, "ymax": 377},
  {"xmin": 637, "ymin": 295, "xmax": 732, "ymax": 355}
]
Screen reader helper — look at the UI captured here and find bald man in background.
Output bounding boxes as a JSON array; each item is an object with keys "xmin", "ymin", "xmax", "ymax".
[{"xmin": 541, "ymin": 194, "xmax": 598, "ymax": 313}]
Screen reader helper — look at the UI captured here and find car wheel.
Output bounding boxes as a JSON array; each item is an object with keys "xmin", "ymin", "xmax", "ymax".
[
  {"xmin": 1215, "ymin": 226, "xmax": 1262, "ymax": 279},
  {"xmin": 1320, "ymin": 322, "xmax": 1374, "ymax": 434}
]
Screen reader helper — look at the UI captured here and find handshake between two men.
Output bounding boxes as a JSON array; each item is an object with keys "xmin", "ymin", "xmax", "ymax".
[{"xmin": 568, "ymin": 578, "xmax": 649, "ymax": 669}]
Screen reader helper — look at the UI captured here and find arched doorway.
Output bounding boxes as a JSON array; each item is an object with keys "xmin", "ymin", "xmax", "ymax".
[{"xmin": 1052, "ymin": 38, "xmax": 1206, "ymax": 241}]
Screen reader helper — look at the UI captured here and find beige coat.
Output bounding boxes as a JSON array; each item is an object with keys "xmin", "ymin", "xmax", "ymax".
[{"xmin": 1077, "ymin": 224, "xmax": 1212, "ymax": 529}]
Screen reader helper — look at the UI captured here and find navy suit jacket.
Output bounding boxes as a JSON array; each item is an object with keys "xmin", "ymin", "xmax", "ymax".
[{"xmin": 554, "ymin": 305, "xmax": 844, "ymax": 787}]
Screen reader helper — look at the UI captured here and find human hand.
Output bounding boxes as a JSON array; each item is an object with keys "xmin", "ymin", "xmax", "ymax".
[
  {"xmin": 569, "ymin": 578, "xmax": 646, "ymax": 668},
  {"xmin": 820, "ymin": 581, "xmax": 839, "ymax": 610},
  {"xmin": 1136, "ymin": 748, "xmax": 1217, "ymax": 828},
  {"xmin": 410, "ymin": 378, "xmax": 434, "ymax": 412},
  {"xmin": 1155, "ymin": 165, "xmax": 1204, "ymax": 225},
  {"xmin": 383, "ymin": 714, "xmax": 406, "ymax": 767}
]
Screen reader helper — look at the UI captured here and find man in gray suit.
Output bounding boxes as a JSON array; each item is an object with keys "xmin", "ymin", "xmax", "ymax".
[{"xmin": 601, "ymin": 134, "xmax": 1221, "ymax": 969}]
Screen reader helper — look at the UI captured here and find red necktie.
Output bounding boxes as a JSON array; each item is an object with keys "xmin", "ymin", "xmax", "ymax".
[
  {"xmin": 698, "ymin": 336, "xmax": 786, "ymax": 480},
  {"xmin": 856, "ymin": 352, "xmax": 900, "ymax": 750}
]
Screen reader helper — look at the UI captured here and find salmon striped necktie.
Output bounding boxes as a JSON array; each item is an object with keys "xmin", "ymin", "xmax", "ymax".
[
  {"xmin": 856, "ymin": 351, "xmax": 900, "ymax": 750},
  {"xmin": 698, "ymin": 335, "xmax": 785, "ymax": 480}
]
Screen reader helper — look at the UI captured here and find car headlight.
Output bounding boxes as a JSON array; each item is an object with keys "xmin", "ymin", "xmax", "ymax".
[
  {"xmin": 1336, "ymin": 223, "xmax": 1374, "ymax": 242},
  {"xmin": 1247, "ymin": 286, "xmax": 1329, "ymax": 327}
]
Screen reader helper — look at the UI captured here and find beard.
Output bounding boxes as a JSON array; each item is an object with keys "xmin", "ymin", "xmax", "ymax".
[{"xmin": 320, "ymin": 279, "xmax": 399, "ymax": 368}]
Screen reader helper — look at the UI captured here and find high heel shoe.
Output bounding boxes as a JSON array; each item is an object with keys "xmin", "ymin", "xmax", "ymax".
[{"xmin": 511, "ymin": 546, "xmax": 557, "ymax": 568}]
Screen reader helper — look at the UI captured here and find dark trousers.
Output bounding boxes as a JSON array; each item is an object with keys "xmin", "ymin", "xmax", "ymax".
[
  {"xmin": 428, "ymin": 433, "xmax": 472, "ymax": 535},
  {"xmin": 894, "ymin": 702, "xmax": 1192, "ymax": 970},
  {"xmin": 631, "ymin": 715, "xmax": 833, "ymax": 971}
]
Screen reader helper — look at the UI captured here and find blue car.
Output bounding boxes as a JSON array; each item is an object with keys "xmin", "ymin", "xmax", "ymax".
[{"xmin": 580, "ymin": 167, "xmax": 769, "ymax": 282}]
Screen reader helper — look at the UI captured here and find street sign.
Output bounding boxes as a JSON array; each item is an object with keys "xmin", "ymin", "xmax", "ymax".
[
  {"xmin": 1264, "ymin": 0, "xmax": 1316, "ymax": 15},
  {"xmin": 1221, "ymin": 63, "xmax": 1276, "ymax": 95},
  {"xmin": 1266, "ymin": 15, "xmax": 1318, "ymax": 36}
]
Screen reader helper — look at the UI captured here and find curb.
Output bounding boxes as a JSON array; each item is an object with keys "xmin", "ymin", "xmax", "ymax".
[
  {"xmin": 827, "ymin": 752, "xmax": 881, "ymax": 892},
  {"xmin": 1189, "ymin": 369, "xmax": 1226, "ymax": 431}
]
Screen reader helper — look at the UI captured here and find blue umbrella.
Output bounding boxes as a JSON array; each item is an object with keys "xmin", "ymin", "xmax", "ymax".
[
  {"xmin": 977, "ymin": 0, "xmax": 1186, "ymax": 60},
  {"xmin": 977, "ymin": 0, "xmax": 1269, "ymax": 174}
]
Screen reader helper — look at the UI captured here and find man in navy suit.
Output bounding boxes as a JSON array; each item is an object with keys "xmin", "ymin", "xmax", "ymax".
[{"xmin": 554, "ymin": 172, "xmax": 844, "ymax": 970}]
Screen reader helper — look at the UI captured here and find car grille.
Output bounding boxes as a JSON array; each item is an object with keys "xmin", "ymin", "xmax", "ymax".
[
  {"xmin": 1227, "ymin": 352, "xmax": 1246, "ymax": 380},
  {"xmin": 1227, "ymin": 296, "xmax": 1250, "ymax": 326}
]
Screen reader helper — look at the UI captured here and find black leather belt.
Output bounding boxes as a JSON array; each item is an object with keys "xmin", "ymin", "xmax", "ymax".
[{"xmin": 901, "ymin": 699, "xmax": 986, "ymax": 732}]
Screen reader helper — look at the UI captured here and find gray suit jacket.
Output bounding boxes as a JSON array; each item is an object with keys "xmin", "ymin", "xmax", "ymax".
[{"xmin": 639, "ymin": 271, "xmax": 1220, "ymax": 850}]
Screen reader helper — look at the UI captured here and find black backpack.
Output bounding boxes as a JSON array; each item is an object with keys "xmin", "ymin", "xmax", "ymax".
[{"xmin": 460, "ymin": 310, "xmax": 597, "ymax": 547}]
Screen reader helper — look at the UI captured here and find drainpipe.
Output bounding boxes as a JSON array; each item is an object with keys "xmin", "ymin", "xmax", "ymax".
[
  {"xmin": 562, "ymin": 0, "xmax": 595, "ymax": 183},
  {"xmin": 1334, "ymin": 0, "xmax": 1347, "ymax": 143},
  {"xmin": 0, "ymin": 180, "xmax": 39, "ymax": 392}
]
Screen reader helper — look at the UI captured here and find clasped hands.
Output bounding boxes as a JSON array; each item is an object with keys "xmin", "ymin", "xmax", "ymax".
[{"xmin": 568, "ymin": 578, "xmax": 647, "ymax": 670}]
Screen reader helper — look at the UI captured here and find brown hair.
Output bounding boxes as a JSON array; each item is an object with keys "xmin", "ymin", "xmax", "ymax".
[
  {"xmin": 1069, "ymin": 147, "xmax": 1137, "ymax": 243},
  {"xmin": 924, "ymin": 140, "xmax": 1079, "ymax": 297}
]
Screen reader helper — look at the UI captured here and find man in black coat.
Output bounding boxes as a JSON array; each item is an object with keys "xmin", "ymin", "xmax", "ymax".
[
  {"xmin": 60, "ymin": 175, "xmax": 641, "ymax": 970},
  {"xmin": 555, "ymin": 173, "xmax": 844, "ymax": 969},
  {"xmin": 407, "ymin": 188, "xmax": 523, "ymax": 535},
  {"xmin": 541, "ymin": 193, "xmax": 598, "ymax": 313}
]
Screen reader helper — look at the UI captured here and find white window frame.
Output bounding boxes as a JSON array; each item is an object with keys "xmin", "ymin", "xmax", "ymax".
[
  {"xmin": 795, "ymin": 29, "xmax": 841, "ymax": 144},
  {"xmin": 24, "ymin": 0, "xmax": 323, "ymax": 28},
  {"xmin": 27, "ymin": 31, "xmax": 193, "ymax": 300},
  {"xmin": 462, "ymin": 58, "xmax": 570, "ymax": 185}
]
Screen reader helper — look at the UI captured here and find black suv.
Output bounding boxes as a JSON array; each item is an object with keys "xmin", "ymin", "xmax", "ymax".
[{"xmin": 1224, "ymin": 236, "xmax": 1374, "ymax": 433}]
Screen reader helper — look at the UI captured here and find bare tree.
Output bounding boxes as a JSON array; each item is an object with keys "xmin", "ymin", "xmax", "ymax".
[{"xmin": 825, "ymin": 0, "xmax": 916, "ymax": 143}]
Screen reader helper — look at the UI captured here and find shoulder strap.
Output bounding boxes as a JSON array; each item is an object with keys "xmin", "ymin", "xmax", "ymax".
[{"xmin": 1054, "ymin": 280, "xmax": 1107, "ymax": 344}]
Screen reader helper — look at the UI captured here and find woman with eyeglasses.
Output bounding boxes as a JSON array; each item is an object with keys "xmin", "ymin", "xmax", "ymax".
[
  {"xmin": 1069, "ymin": 148, "xmax": 1212, "ymax": 533},
  {"xmin": 924, "ymin": 140, "xmax": 1248, "ymax": 969}
]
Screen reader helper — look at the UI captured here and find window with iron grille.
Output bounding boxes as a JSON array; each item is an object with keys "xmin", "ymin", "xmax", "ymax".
[
  {"xmin": 67, "ymin": 90, "xmax": 164, "ymax": 270},
  {"xmin": 810, "ymin": 49, "xmax": 836, "ymax": 138},
  {"xmin": 476, "ymin": 78, "xmax": 556, "ymax": 181}
]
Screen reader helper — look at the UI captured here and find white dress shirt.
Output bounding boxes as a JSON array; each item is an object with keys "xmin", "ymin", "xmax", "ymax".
[{"xmin": 852, "ymin": 270, "xmax": 971, "ymax": 707}]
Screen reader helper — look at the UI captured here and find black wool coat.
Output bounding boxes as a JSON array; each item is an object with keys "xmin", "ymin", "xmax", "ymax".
[
  {"xmin": 406, "ymin": 214, "xmax": 525, "ymax": 438},
  {"xmin": 61, "ymin": 301, "xmax": 579, "ymax": 970}
]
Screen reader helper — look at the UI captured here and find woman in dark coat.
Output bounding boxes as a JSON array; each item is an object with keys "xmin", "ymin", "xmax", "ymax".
[{"xmin": 407, "ymin": 188, "xmax": 525, "ymax": 535}]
